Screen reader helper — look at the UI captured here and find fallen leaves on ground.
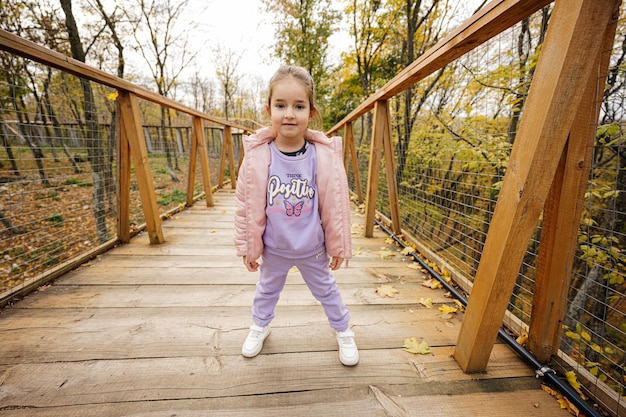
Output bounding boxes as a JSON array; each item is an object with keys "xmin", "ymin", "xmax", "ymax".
[
  {"xmin": 516, "ymin": 330, "xmax": 528, "ymax": 346},
  {"xmin": 404, "ymin": 337, "xmax": 431, "ymax": 354},
  {"xmin": 376, "ymin": 284, "xmax": 399, "ymax": 298},
  {"xmin": 422, "ymin": 278, "xmax": 443, "ymax": 290},
  {"xmin": 418, "ymin": 297, "xmax": 433, "ymax": 308},
  {"xmin": 438, "ymin": 304, "xmax": 457, "ymax": 315},
  {"xmin": 565, "ymin": 371, "xmax": 586, "ymax": 399},
  {"xmin": 406, "ymin": 262, "xmax": 423, "ymax": 271},
  {"xmin": 401, "ymin": 246, "xmax": 415, "ymax": 256},
  {"xmin": 541, "ymin": 384, "xmax": 581, "ymax": 416},
  {"xmin": 378, "ymin": 249, "xmax": 396, "ymax": 259}
]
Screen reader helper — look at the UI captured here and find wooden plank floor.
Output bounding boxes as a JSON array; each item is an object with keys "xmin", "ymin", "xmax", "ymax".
[{"xmin": 0, "ymin": 190, "xmax": 571, "ymax": 416}]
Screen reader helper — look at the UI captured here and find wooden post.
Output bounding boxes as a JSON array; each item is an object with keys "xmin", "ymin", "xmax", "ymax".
[
  {"xmin": 224, "ymin": 126, "xmax": 236, "ymax": 189},
  {"xmin": 117, "ymin": 91, "xmax": 164, "ymax": 244},
  {"xmin": 187, "ymin": 117, "xmax": 199, "ymax": 208},
  {"xmin": 364, "ymin": 100, "xmax": 401, "ymax": 236},
  {"xmin": 381, "ymin": 105, "xmax": 401, "ymax": 236},
  {"xmin": 453, "ymin": 0, "xmax": 616, "ymax": 373},
  {"xmin": 116, "ymin": 98, "xmax": 131, "ymax": 243},
  {"xmin": 528, "ymin": 0, "xmax": 620, "ymax": 364},
  {"xmin": 364, "ymin": 101, "xmax": 387, "ymax": 237},
  {"xmin": 188, "ymin": 117, "xmax": 214, "ymax": 207},
  {"xmin": 197, "ymin": 118, "xmax": 215, "ymax": 207},
  {"xmin": 219, "ymin": 127, "xmax": 226, "ymax": 187},
  {"xmin": 236, "ymin": 130, "xmax": 247, "ymax": 177},
  {"xmin": 344, "ymin": 122, "xmax": 364, "ymax": 204}
]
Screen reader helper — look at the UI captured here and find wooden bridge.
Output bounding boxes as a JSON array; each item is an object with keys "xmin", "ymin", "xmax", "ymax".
[
  {"xmin": 1, "ymin": 0, "xmax": 625, "ymax": 416},
  {"xmin": 0, "ymin": 190, "xmax": 571, "ymax": 416}
]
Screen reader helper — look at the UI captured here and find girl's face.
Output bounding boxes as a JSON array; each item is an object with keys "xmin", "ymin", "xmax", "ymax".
[{"xmin": 266, "ymin": 77, "xmax": 314, "ymax": 144}]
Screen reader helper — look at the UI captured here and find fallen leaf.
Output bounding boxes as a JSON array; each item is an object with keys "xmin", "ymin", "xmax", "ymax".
[
  {"xmin": 376, "ymin": 284, "xmax": 399, "ymax": 298},
  {"xmin": 406, "ymin": 262, "xmax": 422, "ymax": 271},
  {"xmin": 453, "ymin": 299, "xmax": 465, "ymax": 312},
  {"xmin": 438, "ymin": 305, "xmax": 457, "ymax": 315},
  {"xmin": 401, "ymin": 246, "xmax": 415, "ymax": 256},
  {"xmin": 516, "ymin": 331, "xmax": 528, "ymax": 346},
  {"xmin": 422, "ymin": 278, "xmax": 442, "ymax": 290},
  {"xmin": 418, "ymin": 297, "xmax": 433, "ymax": 308},
  {"xmin": 210, "ymin": 229, "xmax": 217, "ymax": 233},
  {"xmin": 289, "ymin": 266, "xmax": 299, "ymax": 273},
  {"xmin": 378, "ymin": 250, "xmax": 395, "ymax": 260},
  {"xmin": 404, "ymin": 337, "xmax": 431, "ymax": 354},
  {"xmin": 565, "ymin": 371, "xmax": 586, "ymax": 398}
]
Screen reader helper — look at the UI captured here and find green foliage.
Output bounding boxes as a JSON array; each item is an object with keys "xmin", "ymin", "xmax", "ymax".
[
  {"xmin": 262, "ymin": 0, "xmax": 340, "ymax": 116},
  {"xmin": 157, "ymin": 189, "xmax": 187, "ymax": 206},
  {"xmin": 564, "ymin": 323, "xmax": 624, "ymax": 393},
  {"xmin": 45, "ymin": 214, "xmax": 64, "ymax": 227}
]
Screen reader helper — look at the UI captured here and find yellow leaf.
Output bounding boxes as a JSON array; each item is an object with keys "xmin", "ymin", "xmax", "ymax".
[
  {"xmin": 438, "ymin": 305, "xmax": 457, "ymax": 315},
  {"xmin": 418, "ymin": 298, "xmax": 433, "ymax": 308},
  {"xmin": 378, "ymin": 250, "xmax": 395, "ymax": 260},
  {"xmin": 453, "ymin": 299, "xmax": 465, "ymax": 312},
  {"xmin": 210, "ymin": 229, "xmax": 217, "ymax": 233},
  {"xmin": 441, "ymin": 268, "xmax": 452, "ymax": 283},
  {"xmin": 107, "ymin": 91, "xmax": 119, "ymax": 101},
  {"xmin": 376, "ymin": 284, "xmax": 399, "ymax": 298},
  {"xmin": 406, "ymin": 262, "xmax": 422, "ymax": 271},
  {"xmin": 289, "ymin": 266, "xmax": 299, "ymax": 273},
  {"xmin": 580, "ymin": 330, "xmax": 591, "ymax": 342},
  {"xmin": 421, "ymin": 278, "xmax": 442, "ymax": 289},
  {"xmin": 516, "ymin": 331, "xmax": 528, "ymax": 346},
  {"xmin": 384, "ymin": 237, "xmax": 395, "ymax": 245},
  {"xmin": 565, "ymin": 371, "xmax": 586, "ymax": 398},
  {"xmin": 403, "ymin": 337, "xmax": 431, "ymax": 354},
  {"xmin": 401, "ymin": 246, "xmax": 415, "ymax": 256}
]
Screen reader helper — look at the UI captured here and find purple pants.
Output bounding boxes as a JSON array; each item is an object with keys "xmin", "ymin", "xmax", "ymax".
[{"xmin": 252, "ymin": 250, "xmax": 350, "ymax": 331}]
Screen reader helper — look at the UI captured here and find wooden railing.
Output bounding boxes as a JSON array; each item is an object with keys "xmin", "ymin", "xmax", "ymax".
[
  {"xmin": 328, "ymin": 0, "xmax": 621, "ymax": 392},
  {"xmin": 1, "ymin": 0, "xmax": 624, "ymax": 414},
  {"xmin": 0, "ymin": 29, "xmax": 248, "ymax": 246}
]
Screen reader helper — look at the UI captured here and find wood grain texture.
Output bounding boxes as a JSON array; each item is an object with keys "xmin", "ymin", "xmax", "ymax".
[{"xmin": 0, "ymin": 191, "xmax": 570, "ymax": 416}]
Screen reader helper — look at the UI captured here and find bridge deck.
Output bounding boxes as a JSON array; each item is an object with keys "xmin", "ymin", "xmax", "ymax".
[{"xmin": 0, "ymin": 190, "xmax": 570, "ymax": 416}]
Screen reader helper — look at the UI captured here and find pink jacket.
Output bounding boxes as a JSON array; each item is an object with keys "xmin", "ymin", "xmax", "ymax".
[{"xmin": 234, "ymin": 127, "xmax": 352, "ymax": 263}]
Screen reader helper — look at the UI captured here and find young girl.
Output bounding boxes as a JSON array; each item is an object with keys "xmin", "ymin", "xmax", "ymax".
[{"xmin": 233, "ymin": 65, "xmax": 358, "ymax": 366}]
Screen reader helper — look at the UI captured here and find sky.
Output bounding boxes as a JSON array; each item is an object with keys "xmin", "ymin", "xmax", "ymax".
[
  {"xmin": 179, "ymin": 0, "xmax": 351, "ymax": 85},
  {"xmin": 116, "ymin": 0, "xmax": 484, "ymax": 100}
]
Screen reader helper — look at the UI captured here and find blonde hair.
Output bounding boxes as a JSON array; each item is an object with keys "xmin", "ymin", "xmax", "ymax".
[{"xmin": 267, "ymin": 65, "xmax": 322, "ymax": 128}]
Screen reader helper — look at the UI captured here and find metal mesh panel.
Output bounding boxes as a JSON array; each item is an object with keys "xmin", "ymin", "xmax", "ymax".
[
  {"xmin": 0, "ymin": 62, "xmax": 118, "ymax": 294},
  {"xmin": 346, "ymin": 9, "xmax": 625, "ymax": 412},
  {"xmin": 0, "ymin": 56, "xmax": 225, "ymax": 302}
]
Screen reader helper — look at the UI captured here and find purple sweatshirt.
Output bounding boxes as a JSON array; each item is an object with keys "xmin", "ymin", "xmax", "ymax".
[{"xmin": 263, "ymin": 141, "xmax": 325, "ymax": 258}]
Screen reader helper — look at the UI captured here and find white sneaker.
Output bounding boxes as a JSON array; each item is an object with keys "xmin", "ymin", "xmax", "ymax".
[
  {"xmin": 337, "ymin": 329, "xmax": 359, "ymax": 366},
  {"xmin": 242, "ymin": 324, "xmax": 271, "ymax": 358}
]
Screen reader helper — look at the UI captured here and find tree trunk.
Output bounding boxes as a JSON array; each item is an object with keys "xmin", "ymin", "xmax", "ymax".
[
  {"xmin": 60, "ymin": 0, "xmax": 109, "ymax": 243},
  {"xmin": 0, "ymin": 118, "xmax": 20, "ymax": 177},
  {"xmin": 8, "ymin": 86, "xmax": 49, "ymax": 187},
  {"xmin": 43, "ymin": 68, "xmax": 81, "ymax": 173}
]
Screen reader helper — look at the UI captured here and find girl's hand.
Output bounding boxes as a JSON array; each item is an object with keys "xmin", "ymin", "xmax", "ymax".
[
  {"xmin": 243, "ymin": 256, "xmax": 260, "ymax": 272},
  {"xmin": 329, "ymin": 256, "xmax": 344, "ymax": 271}
]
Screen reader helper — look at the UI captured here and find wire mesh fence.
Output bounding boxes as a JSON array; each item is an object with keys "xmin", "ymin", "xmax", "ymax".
[
  {"xmin": 0, "ymin": 55, "xmax": 231, "ymax": 303},
  {"xmin": 346, "ymin": 8, "xmax": 625, "ymax": 415},
  {"xmin": 1, "ymin": 3, "xmax": 625, "ymax": 415}
]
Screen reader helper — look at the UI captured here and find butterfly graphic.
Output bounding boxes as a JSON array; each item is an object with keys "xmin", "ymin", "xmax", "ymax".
[{"xmin": 285, "ymin": 200, "xmax": 304, "ymax": 217}]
